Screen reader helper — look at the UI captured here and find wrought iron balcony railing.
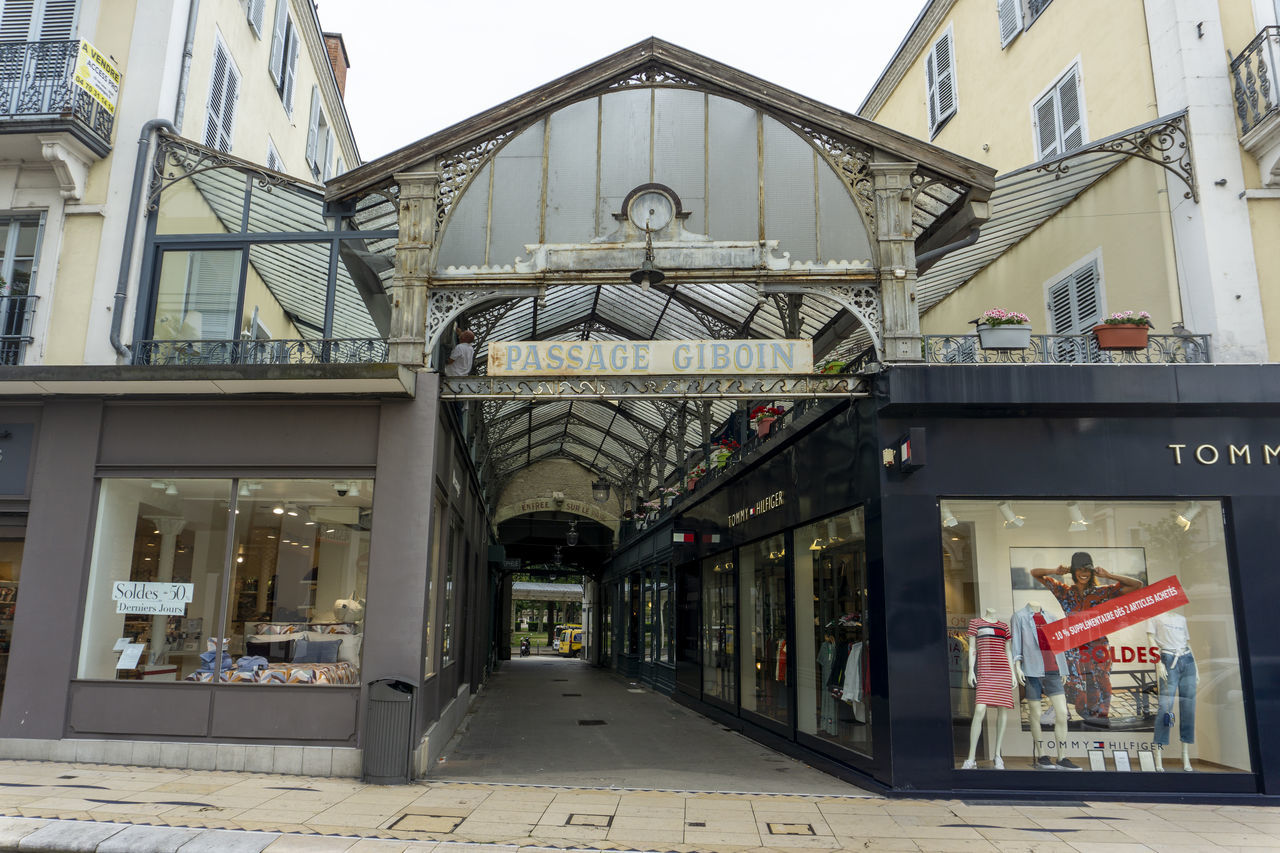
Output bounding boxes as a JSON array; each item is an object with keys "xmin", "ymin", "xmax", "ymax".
[
  {"xmin": 0, "ymin": 294, "xmax": 37, "ymax": 366},
  {"xmin": 1231, "ymin": 26, "xmax": 1280, "ymax": 136},
  {"xmin": 132, "ymin": 337, "xmax": 390, "ymax": 367},
  {"xmin": 0, "ymin": 39, "xmax": 115, "ymax": 149},
  {"xmin": 922, "ymin": 332, "xmax": 1211, "ymax": 364}
]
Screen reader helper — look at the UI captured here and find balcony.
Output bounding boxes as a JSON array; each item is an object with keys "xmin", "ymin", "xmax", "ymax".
[
  {"xmin": 921, "ymin": 331, "xmax": 1211, "ymax": 364},
  {"xmin": 132, "ymin": 337, "xmax": 390, "ymax": 367},
  {"xmin": 0, "ymin": 294, "xmax": 37, "ymax": 366},
  {"xmin": 1231, "ymin": 26, "xmax": 1280, "ymax": 185}
]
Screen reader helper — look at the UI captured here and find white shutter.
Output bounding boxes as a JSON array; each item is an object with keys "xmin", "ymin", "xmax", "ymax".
[
  {"xmin": 1057, "ymin": 68, "xmax": 1084, "ymax": 152},
  {"xmin": 334, "ymin": 156, "xmax": 344, "ymax": 176},
  {"xmin": 204, "ymin": 38, "xmax": 238, "ymax": 152},
  {"xmin": 268, "ymin": 0, "xmax": 286, "ymax": 84},
  {"xmin": 282, "ymin": 20, "xmax": 298, "ymax": 114},
  {"xmin": 0, "ymin": 1, "xmax": 34, "ymax": 40},
  {"xmin": 266, "ymin": 138, "xmax": 281, "ymax": 172},
  {"xmin": 322, "ymin": 128, "xmax": 334, "ymax": 180},
  {"xmin": 305, "ymin": 85, "xmax": 320, "ymax": 167},
  {"xmin": 246, "ymin": 0, "xmax": 265, "ymax": 36},
  {"xmin": 927, "ymin": 28, "xmax": 956, "ymax": 134},
  {"xmin": 1071, "ymin": 262, "xmax": 1100, "ymax": 327},
  {"xmin": 1033, "ymin": 91, "xmax": 1059, "ymax": 160},
  {"xmin": 36, "ymin": 0, "xmax": 74, "ymax": 38},
  {"xmin": 997, "ymin": 0, "xmax": 1022, "ymax": 47},
  {"xmin": 1047, "ymin": 259, "xmax": 1101, "ymax": 335}
]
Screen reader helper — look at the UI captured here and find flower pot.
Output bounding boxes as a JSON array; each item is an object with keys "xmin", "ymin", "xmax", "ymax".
[
  {"xmin": 976, "ymin": 323, "xmax": 1032, "ymax": 350},
  {"xmin": 1093, "ymin": 323, "xmax": 1149, "ymax": 350},
  {"xmin": 755, "ymin": 417, "xmax": 776, "ymax": 437},
  {"xmin": 687, "ymin": 478, "xmax": 699, "ymax": 491}
]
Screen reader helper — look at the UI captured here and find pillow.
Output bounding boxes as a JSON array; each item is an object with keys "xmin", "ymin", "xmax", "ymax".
[
  {"xmin": 309, "ymin": 638, "xmax": 341, "ymax": 664},
  {"xmin": 246, "ymin": 638, "xmax": 295, "ymax": 662},
  {"xmin": 289, "ymin": 636, "xmax": 312, "ymax": 663},
  {"xmin": 336, "ymin": 634, "xmax": 362, "ymax": 665},
  {"xmin": 309, "ymin": 623, "xmax": 355, "ymax": 635},
  {"xmin": 254, "ymin": 623, "xmax": 303, "ymax": 635}
]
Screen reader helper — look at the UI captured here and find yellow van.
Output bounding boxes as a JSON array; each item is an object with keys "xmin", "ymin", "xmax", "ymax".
[
  {"xmin": 558, "ymin": 629, "xmax": 584, "ymax": 657},
  {"xmin": 552, "ymin": 623, "xmax": 581, "ymax": 652}
]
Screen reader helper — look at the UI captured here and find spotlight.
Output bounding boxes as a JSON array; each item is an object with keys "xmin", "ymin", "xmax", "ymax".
[
  {"xmin": 826, "ymin": 519, "xmax": 840, "ymax": 543},
  {"xmin": 998, "ymin": 501, "xmax": 1024, "ymax": 528},
  {"xmin": 809, "ymin": 538, "xmax": 825, "ymax": 551},
  {"xmin": 285, "ymin": 503, "xmax": 300, "ymax": 517},
  {"xmin": 164, "ymin": 482, "xmax": 179, "ymax": 496},
  {"xmin": 1067, "ymin": 502, "xmax": 1090, "ymax": 533},
  {"xmin": 1176, "ymin": 501, "xmax": 1202, "ymax": 532},
  {"xmin": 940, "ymin": 501, "xmax": 958, "ymax": 528},
  {"xmin": 848, "ymin": 511, "xmax": 865, "ymax": 539},
  {"xmin": 272, "ymin": 505, "xmax": 285, "ymax": 515},
  {"xmin": 347, "ymin": 483, "xmax": 361, "ymax": 498},
  {"xmin": 238, "ymin": 482, "xmax": 251, "ymax": 497}
]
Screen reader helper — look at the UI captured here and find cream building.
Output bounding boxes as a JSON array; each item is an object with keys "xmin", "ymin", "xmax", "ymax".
[
  {"xmin": 860, "ymin": 0, "xmax": 1280, "ymax": 363},
  {"xmin": 0, "ymin": 0, "xmax": 357, "ymax": 367}
]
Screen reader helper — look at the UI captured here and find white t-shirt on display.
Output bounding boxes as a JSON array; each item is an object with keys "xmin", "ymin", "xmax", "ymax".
[{"xmin": 1146, "ymin": 610, "xmax": 1190, "ymax": 654}]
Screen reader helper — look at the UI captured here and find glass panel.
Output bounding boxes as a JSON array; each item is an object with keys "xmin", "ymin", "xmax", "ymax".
[
  {"xmin": 660, "ymin": 564, "xmax": 673, "ymax": 664},
  {"xmin": 602, "ymin": 584, "xmax": 612, "ymax": 661},
  {"xmin": 643, "ymin": 567, "xmax": 654, "ymax": 663},
  {"xmin": 247, "ymin": 181, "xmax": 327, "ymax": 234},
  {"xmin": 740, "ymin": 534, "xmax": 790, "ymax": 725},
  {"xmin": 223, "ymin": 478, "xmax": 371, "ymax": 686},
  {"xmin": 78, "ymin": 479, "xmax": 230, "ymax": 681},
  {"xmin": 701, "ymin": 551, "xmax": 735, "ymax": 703},
  {"xmin": 795, "ymin": 508, "xmax": 871, "ymax": 755},
  {"xmin": 626, "ymin": 574, "xmax": 641, "ymax": 654},
  {"xmin": 425, "ymin": 494, "xmax": 444, "ymax": 679},
  {"xmin": 152, "ymin": 249, "xmax": 244, "ymax": 346},
  {"xmin": 157, "ymin": 167, "xmax": 245, "ymax": 235},
  {"xmin": 942, "ymin": 499, "xmax": 1250, "ymax": 773},
  {"xmin": 0, "ymin": 538, "xmax": 23, "ymax": 711},
  {"xmin": 441, "ymin": 516, "xmax": 457, "ymax": 666}
]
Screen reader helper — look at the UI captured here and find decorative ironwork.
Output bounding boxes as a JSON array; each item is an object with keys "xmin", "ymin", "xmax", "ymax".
[
  {"xmin": 434, "ymin": 130, "xmax": 519, "ymax": 231},
  {"xmin": 0, "ymin": 294, "xmax": 38, "ymax": 366},
  {"xmin": 441, "ymin": 373, "xmax": 869, "ymax": 400},
  {"xmin": 424, "ymin": 286, "xmax": 528, "ymax": 368},
  {"xmin": 147, "ymin": 133, "xmax": 296, "ymax": 212},
  {"xmin": 132, "ymin": 337, "xmax": 390, "ymax": 366},
  {"xmin": 921, "ymin": 332, "xmax": 1212, "ymax": 364},
  {"xmin": 1231, "ymin": 27, "xmax": 1279, "ymax": 136},
  {"xmin": 607, "ymin": 65, "xmax": 701, "ymax": 90},
  {"xmin": 761, "ymin": 283, "xmax": 882, "ymax": 356},
  {"xmin": 791, "ymin": 124, "xmax": 876, "ymax": 224},
  {"xmin": 0, "ymin": 40, "xmax": 115, "ymax": 149},
  {"xmin": 1033, "ymin": 111, "xmax": 1198, "ymax": 202}
]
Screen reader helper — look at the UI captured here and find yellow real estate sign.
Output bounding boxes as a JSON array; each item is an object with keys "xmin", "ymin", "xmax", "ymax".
[{"xmin": 73, "ymin": 40, "xmax": 121, "ymax": 115}]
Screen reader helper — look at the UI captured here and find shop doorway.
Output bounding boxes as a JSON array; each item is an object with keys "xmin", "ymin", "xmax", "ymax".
[{"xmin": 0, "ymin": 536, "xmax": 23, "ymax": 714}]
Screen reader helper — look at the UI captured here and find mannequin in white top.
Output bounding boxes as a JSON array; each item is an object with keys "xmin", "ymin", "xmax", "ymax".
[
  {"xmin": 1013, "ymin": 601, "xmax": 1072, "ymax": 767},
  {"xmin": 963, "ymin": 607, "xmax": 1015, "ymax": 769},
  {"xmin": 1147, "ymin": 608, "xmax": 1195, "ymax": 772}
]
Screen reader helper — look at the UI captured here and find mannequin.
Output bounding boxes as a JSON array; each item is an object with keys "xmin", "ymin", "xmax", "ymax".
[
  {"xmin": 1011, "ymin": 601, "xmax": 1079, "ymax": 770},
  {"xmin": 962, "ymin": 607, "xmax": 1015, "ymax": 769},
  {"xmin": 1147, "ymin": 608, "xmax": 1195, "ymax": 771}
]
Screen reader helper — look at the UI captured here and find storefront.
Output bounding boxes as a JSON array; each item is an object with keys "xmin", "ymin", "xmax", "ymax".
[
  {"xmin": 606, "ymin": 363, "xmax": 1280, "ymax": 800},
  {"xmin": 0, "ymin": 374, "xmax": 494, "ymax": 776}
]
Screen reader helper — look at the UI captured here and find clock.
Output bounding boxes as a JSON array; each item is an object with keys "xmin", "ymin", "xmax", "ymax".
[{"xmin": 627, "ymin": 188, "xmax": 675, "ymax": 232}]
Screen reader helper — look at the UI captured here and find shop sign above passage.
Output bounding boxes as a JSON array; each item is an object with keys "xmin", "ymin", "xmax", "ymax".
[{"xmin": 488, "ymin": 340, "xmax": 813, "ymax": 376}]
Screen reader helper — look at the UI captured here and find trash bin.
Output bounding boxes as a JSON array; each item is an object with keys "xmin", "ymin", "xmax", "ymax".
[{"xmin": 362, "ymin": 678, "xmax": 416, "ymax": 784}]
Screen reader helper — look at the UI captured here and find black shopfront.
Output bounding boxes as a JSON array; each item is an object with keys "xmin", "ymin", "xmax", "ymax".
[{"xmin": 603, "ymin": 363, "xmax": 1280, "ymax": 801}]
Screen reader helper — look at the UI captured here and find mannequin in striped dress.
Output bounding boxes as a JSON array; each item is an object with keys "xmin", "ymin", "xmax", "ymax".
[{"xmin": 961, "ymin": 608, "xmax": 1016, "ymax": 769}]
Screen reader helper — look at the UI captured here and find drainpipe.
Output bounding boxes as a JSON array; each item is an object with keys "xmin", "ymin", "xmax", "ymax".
[
  {"xmin": 914, "ymin": 227, "xmax": 982, "ymax": 274},
  {"xmin": 172, "ymin": 0, "xmax": 200, "ymax": 134},
  {"xmin": 110, "ymin": 118, "xmax": 176, "ymax": 359}
]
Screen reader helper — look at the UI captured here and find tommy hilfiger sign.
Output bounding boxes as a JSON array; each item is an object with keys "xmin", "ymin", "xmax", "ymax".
[
  {"xmin": 728, "ymin": 490, "xmax": 786, "ymax": 527},
  {"xmin": 1167, "ymin": 443, "xmax": 1280, "ymax": 464}
]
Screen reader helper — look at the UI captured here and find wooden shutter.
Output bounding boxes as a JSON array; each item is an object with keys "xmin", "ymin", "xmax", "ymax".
[
  {"xmin": 1047, "ymin": 259, "xmax": 1101, "ymax": 335},
  {"xmin": 1033, "ymin": 90, "xmax": 1059, "ymax": 160},
  {"xmin": 36, "ymin": 0, "xmax": 73, "ymax": 38},
  {"xmin": 997, "ymin": 0, "xmax": 1022, "ymax": 47},
  {"xmin": 305, "ymin": 85, "xmax": 320, "ymax": 167},
  {"xmin": 204, "ymin": 39, "xmax": 238, "ymax": 152},
  {"xmin": 322, "ymin": 128, "xmax": 334, "ymax": 180},
  {"xmin": 268, "ymin": 0, "xmax": 286, "ymax": 84},
  {"xmin": 0, "ymin": 1, "xmax": 34, "ymax": 41},
  {"xmin": 927, "ymin": 29, "xmax": 956, "ymax": 134},
  {"xmin": 266, "ymin": 139, "xmax": 281, "ymax": 172},
  {"xmin": 1057, "ymin": 67, "xmax": 1084, "ymax": 152},
  {"xmin": 282, "ymin": 19, "xmax": 298, "ymax": 115},
  {"xmin": 246, "ymin": 0, "xmax": 265, "ymax": 36}
]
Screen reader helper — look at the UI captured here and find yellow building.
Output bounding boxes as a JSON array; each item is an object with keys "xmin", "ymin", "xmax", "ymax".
[
  {"xmin": 0, "ymin": 0, "xmax": 358, "ymax": 367},
  {"xmin": 861, "ymin": 0, "xmax": 1280, "ymax": 363}
]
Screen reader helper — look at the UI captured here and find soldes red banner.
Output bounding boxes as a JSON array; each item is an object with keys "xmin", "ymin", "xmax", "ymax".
[{"xmin": 1040, "ymin": 576, "xmax": 1189, "ymax": 653}]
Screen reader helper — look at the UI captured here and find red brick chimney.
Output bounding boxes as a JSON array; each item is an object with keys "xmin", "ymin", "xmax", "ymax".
[{"xmin": 323, "ymin": 32, "xmax": 350, "ymax": 98}]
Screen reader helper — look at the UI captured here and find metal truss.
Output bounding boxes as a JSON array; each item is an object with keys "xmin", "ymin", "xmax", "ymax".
[
  {"xmin": 442, "ymin": 373, "xmax": 869, "ymax": 400},
  {"xmin": 1034, "ymin": 110, "xmax": 1198, "ymax": 202},
  {"xmin": 759, "ymin": 282, "xmax": 882, "ymax": 356}
]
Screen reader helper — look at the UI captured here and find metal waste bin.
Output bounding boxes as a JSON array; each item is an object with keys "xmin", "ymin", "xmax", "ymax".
[{"xmin": 362, "ymin": 678, "xmax": 416, "ymax": 784}]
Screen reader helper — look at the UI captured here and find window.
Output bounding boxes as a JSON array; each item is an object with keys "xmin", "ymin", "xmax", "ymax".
[
  {"xmin": 701, "ymin": 552, "xmax": 735, "ymax": 704},
  {"xmin": 0, "ymin": 217, "xmax": 40, "ymax": 365},
  {"xmin": 423, "ymin": 494, "xmax": 444, "ymax": 679},
  {"xmin": 266, "ymin": 137, "xmax": 283, "ymax": 173},
  {"xmin": 205, "ymin": 36, "xmax": 240, "ymax": 152},
  {"xmin": 244, "ymin": 0, "xmax": 264, "ymax": 37},
  {"xmin": 1033, "ymin": 63, "xmax": 1085, "ymax": 160},
  {"xmin": 740, "ymin": 534, "xmax": 790, "ymax": 725},
  {"xmin": 78, "ymin": 478, "xmax": 372, "ymax": 685},
  {"xmin": 925, "ymin": 25, "xmax": 957, "ymax": 137},
  {"xmin": 997, "ymin": 0, "xmax": 1023, "ymax": 47},
  {"xmin": 794, "ymin": 509, "xmax": 871, "ymax": 756},
  {"xmin": 440, "ymin": 516, "xmax": 457, "ymax": 666},
  {"xmin": 1046, "ymin": 256, "xmax": 1101, "ymax": 336},
  {"xmin": 0, "ymin": 0, "xmax": 77, "ymax": 41},
  {"xmin": 940, "ymin": 499, "xmax": 1250, "ymax": 774},
  {"xmin": 152, "ymin": 249, "xmax": 243, "ymax": 343},
  {"xmin": 306, "ymin": 87, "xmax": 329, "ymax": 180},
  {"xmin": 1027, "ymin": 0, "xmax": 1053, "ymax": 22},
  {"xmin": 268, "ymin": 0, "xmax": 298, "ymax": 116}
]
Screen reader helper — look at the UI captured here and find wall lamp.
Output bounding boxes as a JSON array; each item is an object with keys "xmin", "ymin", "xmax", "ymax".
[
  {"xmin": 1176, "ymin": 501, "xmax": 1202, "ymax": 532},
  {"xmin": 591, "ymin": 478, "xmax": 610, "ymax": 503},
  {"xmin": 998, "ymin": 501, "xmax": 1024, "ymax": 528},
  {"xmin": 566, "ymin": 518, "xmax": 579, "ymax": 547}
]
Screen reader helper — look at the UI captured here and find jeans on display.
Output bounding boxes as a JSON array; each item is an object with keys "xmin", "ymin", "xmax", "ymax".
[{"xmin": 1154, "ymin": 651, "xmax": 1197, "ymax": 746}]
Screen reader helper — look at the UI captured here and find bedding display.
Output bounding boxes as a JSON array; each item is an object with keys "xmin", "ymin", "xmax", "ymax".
[{"xmin": 185, "ymin": 660, "xmax": 357, "ymax": 684}]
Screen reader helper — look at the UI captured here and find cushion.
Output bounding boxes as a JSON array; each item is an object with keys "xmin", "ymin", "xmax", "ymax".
[
  {"xmin": 336, "ymin": 634, "xmax": 362, "ymax": 665},
  {"xmin": 246, "ymin": 638, "xmax": 295, "ymax": 662},
  {"xmin": 309, "ymin": 638, "xmax": 341, "ymax": 664},
  {"xmin": 254, "ymin": 623, "xmax": 303, "ymax": 635},
  {"xmin": 289, "ymin": 636, "xmax": 312, "ymax": 663},
  {"xmin": 308, "ymin": 623, "xmax": 355, "ymax": 635}
]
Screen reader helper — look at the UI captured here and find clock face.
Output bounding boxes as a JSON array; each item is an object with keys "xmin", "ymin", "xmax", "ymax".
[{"xmin": 628, "ymin": 190, "xmax": 674, "ymax": 231}]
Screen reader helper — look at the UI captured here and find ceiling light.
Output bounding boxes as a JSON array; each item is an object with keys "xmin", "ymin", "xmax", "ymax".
[
  {"xmin": 940, "ymin": 501, "xmax": 958, "ymax": 528},
  {"xmin": 272, "ymin": 505, "xmax": 284, "ymax": 515},
  {"xmin": 1176, "ymin": 501, "xmax": 1202, "ymax": 532},
  {"xmin": 347, "ymin": 483, "xmax": 361, "ymax": 498},
  {"xmin": 998, "ymin": 501, "xmax": 1025, "ymax": 528},
  {"xmin": 164, "ymin": 482, "xmax": 179, "ymax": 496},
  {"xmin": 285, "ymin": 503, "xmax": 299, "ymax": 517},
  {"xmin": 238, "ymin": 482, "xmax": 251, "ymax": 497},
  {"xmin": 809, "ymin": 538, "xmax": 825, "ymax": 551},
  {"xmin": 1067, "ymin": 502, "xmax": 1090, "ymax": 533},
  {"xmin": 566, "ymin": 519, "xmax": 579, "ymax": 547},
  {"xmin": 150, "ymin": 481, "xmax": 166, "ymax": 490}
]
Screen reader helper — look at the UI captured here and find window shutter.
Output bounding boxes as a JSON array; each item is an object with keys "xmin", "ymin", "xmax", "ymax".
[
  {"xmin": 205, "ymin": 39, "xmax": 238, "ymax": 152},
  {"xmin": 1034, "ymin": 91, "xmax": 1059, "ymax": 160},
  {"xmin": 0, "ymin": 1, "xmax": 35, "ymax": 41},
  {"xmin": 925, "ymin": 49, "xmax": 938, "ymax": 131},
  {"xmin": 282, "ymin": 21, "xmax": 298, "ymax": 114},
  {"xmin": 268, "ymin": 0, "xmax": 286, "ymax": 84},
  {"xmin": 1047, "ymin": 259, "xmax": 1101, "ymax": 335},
  {"xmin": 36, "ymin": 0, "xmax": 74, "ymax": 38},
  {"xmin": 997, "ymin": 0, "xmax": 1022, "ymax": 47},
  {"xmin": 927, "ymin": 29, "xmax": 956, "ymax": 134},
  {"xmin": 1071, "ymin": 261, "xmax": 1100, "ymax": 327},
  {"xmin": 334, "ymin": 156, "xmax": 344, "ymax": 176},
  {"xmin": 322, "ymin": 128, "xmax": 334, "ymax": 180},
  {"xmin": 246, "ymin": 0, "xmax": 265, "ymax": 36},
  {"xmin": 266, "ymin": 139, "xmax": 281, "ymax": 172},
  {"xmin": 186, "ymin": 251, "xmax": 241, "ymax": 341},
  {"xmin": 1057, "ymin": 68, "xmax": 1084, "ymax": 152},
  {"xmin": 305, "ymin": 86, "xmax": 320, "ymax": 167}
]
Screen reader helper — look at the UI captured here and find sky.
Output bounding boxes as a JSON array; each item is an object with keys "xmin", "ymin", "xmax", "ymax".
[{"xmin": 314, "ymin": 0, "xmax": 925, "ymax": 163}]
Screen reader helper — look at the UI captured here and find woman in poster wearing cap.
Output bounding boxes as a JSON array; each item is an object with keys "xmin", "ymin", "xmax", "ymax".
[{"xmin": 1030, "ymin": 552, "xmax": 1143, "ymax": 722}]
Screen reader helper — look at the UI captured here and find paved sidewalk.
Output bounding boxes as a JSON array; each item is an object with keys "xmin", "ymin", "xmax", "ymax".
[{"xmin": 2, "ymin": 760, "xmax": 1280, "ymax": 852}]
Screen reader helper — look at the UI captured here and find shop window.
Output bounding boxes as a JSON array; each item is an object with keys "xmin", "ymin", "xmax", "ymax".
[
  {"xmin": 740, "ymin": 534, "xmax": 790, "ymax": 726},
  {"xmin": 601, "ymin": 584, "xmax": 612, "ymax": 661},
  {"xmin": 424, "ymin": 493, "xmax": 444, "ymax": 679},
  {"xmin": 701, "ymin": 552, "xmax": 736, "ymax": 704},
  {"xmin": 656, "ymin": 564, "xmax": 672, "ymax": 664},
  {"xmin": 0, "ymin": 538, "xmax": 24, "ymax": 712},
  {"xmin": 78, "ymin": 478, "xmax": 371, "ymax": 687},
  {"xmin": 941, "ymin": 498, "xmax": 1250, "ymax": 774},
  {"xmin": 794, "ymin": 508, "xmax": 872, "ymax": 756},
  {"xmin": 441, "ymin": 517, "xmax": 457, "ymax": 666}
]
